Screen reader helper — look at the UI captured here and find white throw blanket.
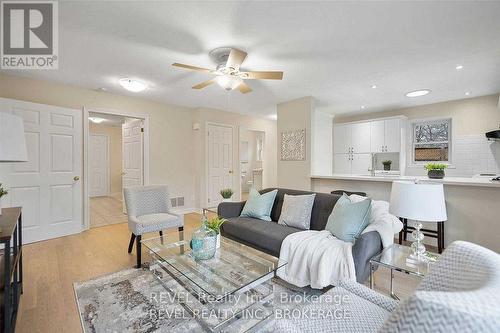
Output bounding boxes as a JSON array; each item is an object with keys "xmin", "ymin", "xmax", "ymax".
[
  {"xmin": 278, "ymin": 195, "xmax": 403, "ymax": 289},
  {"xmin": 277, "ymin": 230, "xmax": 356, "ymax": 289}
]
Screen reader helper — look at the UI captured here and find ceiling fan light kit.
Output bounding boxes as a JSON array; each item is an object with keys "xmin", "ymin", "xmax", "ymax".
[{"xmin": 172, "ymin": 47, "xmax": 284, "ymax": 94}]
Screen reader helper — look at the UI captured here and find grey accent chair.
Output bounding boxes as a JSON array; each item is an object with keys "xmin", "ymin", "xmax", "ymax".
[
  {"xmin": 123, "ymin": 185, "xmax": 184, "ymax": 268},
  {"xmin": 274, "ymin": 241, "xmax": 500, "ymax": 332}
]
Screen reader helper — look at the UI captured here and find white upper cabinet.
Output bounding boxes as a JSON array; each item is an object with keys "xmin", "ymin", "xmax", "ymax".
[
  {"xmin": 384, "ymin": 118, "xmax": 401, "ymax": 152},
  {"xmin": 350, "ymin": 122, "xmax": 371, "ymax": 153},
  {"xmin": 370, "ymin": 120, "xmax": 385, "ymax": 152},
  {"xmin": 369, "ymin": 118, "xmax": 401, "ymax": 153},
  {"xmin": 333, "ymin": 124, "xmax": 351, "ymax": 154}
]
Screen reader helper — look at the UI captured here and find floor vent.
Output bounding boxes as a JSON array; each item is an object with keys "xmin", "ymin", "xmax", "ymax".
[{"xmin": 171, "ymin": 197, "xmax": 185, "ymax": 208}]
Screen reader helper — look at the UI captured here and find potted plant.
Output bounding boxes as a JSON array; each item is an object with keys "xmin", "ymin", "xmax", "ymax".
[
  {"xmin": 0, "ymin": 183, "xmax": 7, "ymax": 215},
  {"xmin": 382, "ymin": 160, "xmax": 392, "ymax": 171},
  {"xmin": 424, "ymin": 163, "xmax": 448, "ymax": 179},
  {"xmin": 205, "ymin": 216, "xmax": 227, "ymax": 249},
  {"xmin": 219, "ymin": 188, "xmax": 234, "ymax": 202}
]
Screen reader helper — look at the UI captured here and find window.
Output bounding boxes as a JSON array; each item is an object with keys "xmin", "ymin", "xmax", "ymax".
[{"xmin": 412, "ymin": 119, "xmax": 451, "ymax": 163}]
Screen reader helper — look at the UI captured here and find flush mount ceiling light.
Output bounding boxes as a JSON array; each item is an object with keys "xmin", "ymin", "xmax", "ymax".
[
  {"xmin": 119, "ymin": 78, "xmax": 147, "ymax": 92},
  {"xmin": 405, "ymin": 89, "xmax": 431, "ymax": 98},
  {"xmin": 216, "ymin": 75, "xmax": 243, "ymax": 91},
  {"xmin": 89, "ymin": 117, "xmax": 106, "ymax": 124},
  {"xmin": 371, "ymin": 84, "xmax": 377, "ymax": 89},
  {"xmin": 455, "ymin": 65, "xmax": 464, "ymax": 70},
  {"xmin": 361, "ymin": 105, "xmax": 366, "ymax": 109},
  {"xmin": 465, "ymin": 91, "xmax": 471, "ymax": 96}
]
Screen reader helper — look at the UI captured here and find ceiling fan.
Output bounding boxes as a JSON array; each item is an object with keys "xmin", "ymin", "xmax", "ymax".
[{"xmin": 172, "ymin": 47, "xmax": 283, "ymax": 94}]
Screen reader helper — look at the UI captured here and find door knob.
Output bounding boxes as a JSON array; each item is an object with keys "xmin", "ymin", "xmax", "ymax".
[{"xmin": 73, "ymin": 176, "xmax": 80, "ymax": 181}]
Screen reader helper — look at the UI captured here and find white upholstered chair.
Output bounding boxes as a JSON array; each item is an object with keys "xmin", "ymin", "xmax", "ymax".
[{"xmin": 123, "ymin": 185, "xmax": 184, "ymax": 268}]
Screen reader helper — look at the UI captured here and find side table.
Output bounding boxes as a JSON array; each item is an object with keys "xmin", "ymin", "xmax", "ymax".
[
  {"xmin": 369, "ymin": 243, "xmax": 438, "ymax": 300},
  {"xmin": 0, "ymin": 207, "xmax": 23, "ymax": 333}
]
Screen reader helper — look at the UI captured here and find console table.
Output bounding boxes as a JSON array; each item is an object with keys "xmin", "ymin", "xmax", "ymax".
[{"xmin": 0, "ymin": 207, "xmax": 23, "ymax": 333}]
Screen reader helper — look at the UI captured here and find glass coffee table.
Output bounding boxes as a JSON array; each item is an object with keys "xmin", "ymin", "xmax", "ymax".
[
  {"xmin": 142, "ymin": 232, "xmax": 286, "ymax": 332},
  {"xmin": 369, "ymin": 244, "xmax": 439, "ymax": 300}
]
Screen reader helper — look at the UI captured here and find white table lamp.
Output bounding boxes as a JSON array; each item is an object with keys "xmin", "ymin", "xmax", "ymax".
[
  {"xmin": 0, "ymin": 113, "xmax": 28, "ymax": 215},
  {"xmin": 389, "ymin": 181, "xmax": 447, "ymax": 261}
]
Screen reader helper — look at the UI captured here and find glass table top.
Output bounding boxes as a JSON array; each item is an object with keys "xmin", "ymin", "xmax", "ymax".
[
  {"xmin": 370, "ymin": 244, "xmax": 439, "ymax": 277},
  {"xmin": 141, "ymin": 231, "xmax": 287, "ymax": 301}
]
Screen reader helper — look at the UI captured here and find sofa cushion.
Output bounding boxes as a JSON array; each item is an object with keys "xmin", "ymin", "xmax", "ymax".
[
  {"xmin": 240, "ymin": 188, "xmax": 278, "ymax": 221},
  {"xmin": 325, "ymin": 194, "xmax": 372, "ymax": 243},
  {"xmin": 278, "ymin": 193, "xmax": 316, "ymax": 230},
  {"xmin": 260, "ymin": 188, "xmax": 340, "ymax": 230},
  {"xmin": 221, "ymin": 217, "xmax": 302, "ymax": 256}
]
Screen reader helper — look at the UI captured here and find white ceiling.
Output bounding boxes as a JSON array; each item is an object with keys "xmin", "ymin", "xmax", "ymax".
[{"xmin": 3, "ymin": 1, "xmax": 500, "ymax": 118}]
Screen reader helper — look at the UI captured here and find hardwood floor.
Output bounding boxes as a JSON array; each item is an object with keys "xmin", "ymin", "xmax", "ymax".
[
  {"xmin": 17, "ymin": 213, "xmax": 421, "ymax": 333},
  {"xmin": 90, "ymin": 196, "xmax": 127, "ymax": 228}
]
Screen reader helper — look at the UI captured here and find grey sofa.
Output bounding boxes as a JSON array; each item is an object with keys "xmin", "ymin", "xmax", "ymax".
[
  {"xmin": 274, "ymin": 241, "xmax": 500, "ymax": 332},
  {"xmin": 218, "ymin": 188, "xmax": 383, "ymax": 283}
]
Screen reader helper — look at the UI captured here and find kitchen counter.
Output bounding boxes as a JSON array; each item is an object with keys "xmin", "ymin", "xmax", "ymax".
[{"xmin": 310, "ymin": 174, "xmax": 500, "ymax": 188}]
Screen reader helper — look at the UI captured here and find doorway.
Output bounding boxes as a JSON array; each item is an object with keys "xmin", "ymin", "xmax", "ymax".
[
  {"xmin": 87, "ymin": 111, "xmax": 146, "ymax": 228},
  {"xmin": 239, "ymin": 129, "xmax": 265, "ymax": 200}
]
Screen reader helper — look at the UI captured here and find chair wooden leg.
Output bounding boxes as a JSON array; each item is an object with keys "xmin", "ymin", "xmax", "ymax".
[
  {"xmin": 136, "ymin": 235, "xmax": 142, "ymax": 268},
  {"xmin": 437, "ymin": 221, "xmax": 444, "ymax": 254},
  {"xmin": 178, "ymin": 226, "xmax": 184, "ymax": 254},
  {"xmin": 128, "ymin": 233, "xmax": 136, "ymax": 254}
]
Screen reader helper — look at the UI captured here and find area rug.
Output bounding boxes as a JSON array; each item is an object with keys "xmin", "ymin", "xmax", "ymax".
[{"xmin": 74, "ymin": 265, "xmax": 325, "ymax": 333}]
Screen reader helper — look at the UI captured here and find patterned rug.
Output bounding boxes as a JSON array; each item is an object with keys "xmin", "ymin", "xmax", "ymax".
[{"xmin": 74, "ymin": 265, "xmax": 325, "ymax": 333}]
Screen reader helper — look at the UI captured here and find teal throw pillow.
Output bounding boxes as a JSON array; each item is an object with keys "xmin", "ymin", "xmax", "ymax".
[
  {"xmin": 240, "ymin": 188, "xmax": 278, "ymax": 221},
  {"xmin": 325, "ymin": 194, "xmax": 372, "ymax": 243}
]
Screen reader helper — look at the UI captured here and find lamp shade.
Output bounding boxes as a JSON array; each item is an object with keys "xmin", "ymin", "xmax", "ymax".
[
  {"xmin": 0, "ymin": 113, "xmax": 28, "ymax": 162},
  {"xmin": 389, "ymin": 181, "xmax": 447, "ymax": 222}
]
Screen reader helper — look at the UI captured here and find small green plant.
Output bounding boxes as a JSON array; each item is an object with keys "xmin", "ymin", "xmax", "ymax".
[
  {"xmin": 382, "ymin": 160, "xmax": 392, "ymax": 166},
  {"xmin": 220, "ymin": 188, "xmax": 234, "ymax": 199},
  {"xmin": 424, "ymin": 163, "xmax": 448, "ymax": 171},
  {"xmin": 0, "ymin": 183, "xmax": 8, "ymax": 198},
  {"xmin": 205, "ymin": 217, "xmax": 227, "ymax": 234}
]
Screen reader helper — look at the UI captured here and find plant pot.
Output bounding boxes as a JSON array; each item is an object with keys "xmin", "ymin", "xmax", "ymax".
[
  {"xmin": 221, "ymin": 198, "xmax": 232, "ymax": 203},
  {"xmin": 383, "ymin": 164, "xmax": 391, "ymax": 171},
  {"xmin": 428, "ymin": 169, "xmax": 445, "ymax": 179}
]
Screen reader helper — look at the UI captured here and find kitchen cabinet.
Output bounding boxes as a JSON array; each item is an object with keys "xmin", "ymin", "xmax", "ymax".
[
  {"xmin": 333, "ymin": 154, "xmax": 351, "ymax": 174},
  {"xmin": 333, "ymin": 124, "xmax": 351, "ymax": 154},
  {"xmin": 351, "ymin": 122, "xmax": 371, "ymax": 153},
  {"xmin": 370, "ymin": 118, "xmax": 401, "ymax": 152}
]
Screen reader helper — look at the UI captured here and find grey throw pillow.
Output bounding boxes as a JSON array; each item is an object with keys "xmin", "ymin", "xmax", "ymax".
[{"xmin": 278, "ymin": 194, "xmax": 316, "ymax": 230}]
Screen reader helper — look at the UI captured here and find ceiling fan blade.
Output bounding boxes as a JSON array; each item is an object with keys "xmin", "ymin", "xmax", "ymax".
[
  {"xmin": 172, "ymin": 63, "xmax": 211, "ymax": 73},
  {"xmin": 192, "ymin": 78, "xmax": 216, "ymax": 89},
  {"xmin": 238, "ymin": 82, "xmax": 252, "ymax": 94},
  {"xmin": 226, "ymin": 48, "xmax": 247, "ymax": 69},
  {"xmin": 241, "ymin": 71, "xmax": 283, "ymax": 80}
]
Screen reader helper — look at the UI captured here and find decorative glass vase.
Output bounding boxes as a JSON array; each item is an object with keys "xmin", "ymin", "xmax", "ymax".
[{"xmin": 190, "ymin": 217, "xmax": 217, "ymax": 260}]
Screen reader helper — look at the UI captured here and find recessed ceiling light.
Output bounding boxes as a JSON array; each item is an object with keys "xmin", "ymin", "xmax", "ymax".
[
  {"xmin": 465, "ymin": 91, "xmax": 471, "ymax": 96},
  {"xmin": 371, "ymin": 85, "xmax": 377, "ymax": 89},
  {"xmin": 455, "ymin": 65, "xmax": 463, "ymax": 70},
  {"xmin": 119, "ymin": 78, "xmax": 147, "ymax": 92},
  {"xmin": 361, "ymin": 105, "xmax": 366, "ymax": 109},
  {"xmin": 405, "ymin": 89, "xmax": 431, "ymax": 98},
  {"xmin": 89, "ymin": 117, "xmax": 106, "ymax": 124}
]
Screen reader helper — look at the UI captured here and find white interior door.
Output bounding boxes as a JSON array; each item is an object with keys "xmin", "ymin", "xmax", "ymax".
[
  {"xmin": 122, "ymin": 120, "xmax": 143, "ymax": 195},
  {"xmin": 89, "ymin": 134, "xmax": 109, "ymax": 197},
  {"xmin": 207, "ymin": 124, "xmax": 233, "ymax": 206},
  {"xmin": 0, "ymin": 98, "xmax": 82, "ymax": 243}
]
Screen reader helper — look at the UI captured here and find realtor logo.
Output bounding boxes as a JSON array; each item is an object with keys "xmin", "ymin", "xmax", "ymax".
[{"xmin": 1, "ymin": 1, "xmax": 58, "ymax": 69}]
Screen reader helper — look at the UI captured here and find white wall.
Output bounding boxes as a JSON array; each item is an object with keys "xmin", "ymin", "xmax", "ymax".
[
  {"xmin": 311, "ymin": 110, "xmax": 333, "ymax": 175},
  {"xmin": 277, "ymin": 96, "xmax": 314, "ymax": 190},
  {"xmin": 0, "ymin": 74, "xmax": 277, "ymax": 211}
]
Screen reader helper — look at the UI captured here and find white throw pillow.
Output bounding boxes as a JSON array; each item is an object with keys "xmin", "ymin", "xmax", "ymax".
[{"xmin": 278, "ymin": 194, "xmax": 316, "ymax": 230}]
